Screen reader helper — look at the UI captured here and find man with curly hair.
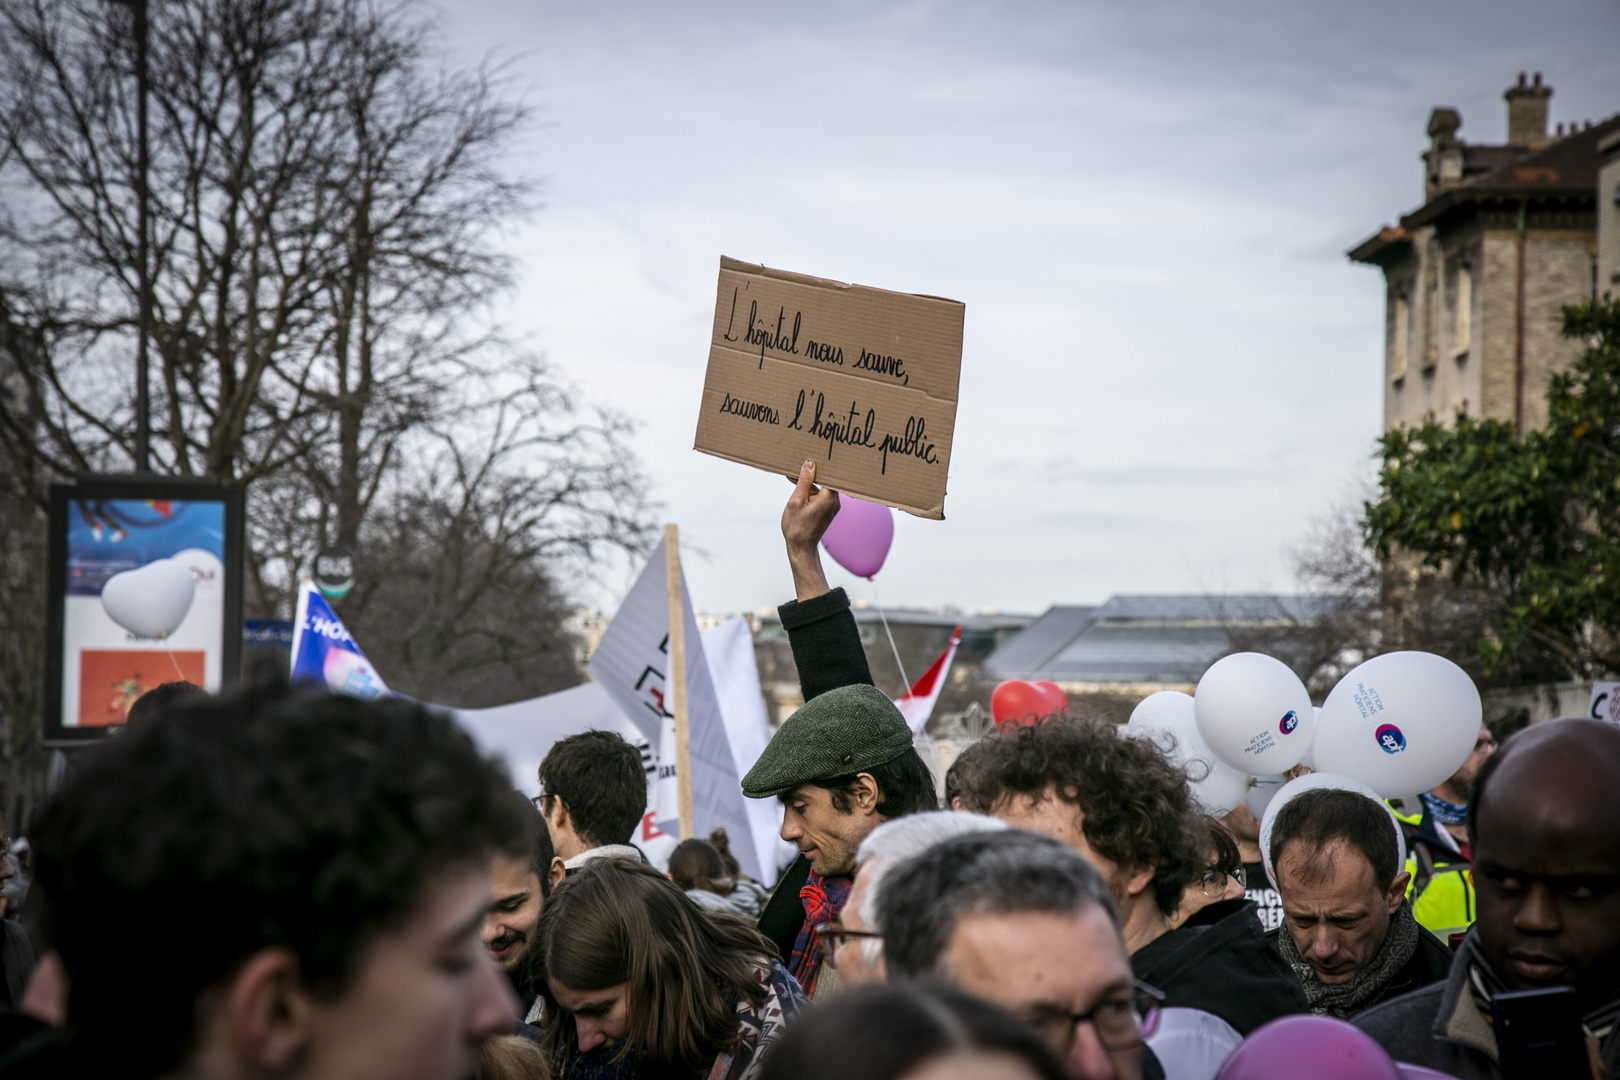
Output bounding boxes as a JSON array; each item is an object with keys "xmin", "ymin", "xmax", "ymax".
[{"xmin": 949, "ymin": 719, "xmax": 1306, "ymax": 1035}]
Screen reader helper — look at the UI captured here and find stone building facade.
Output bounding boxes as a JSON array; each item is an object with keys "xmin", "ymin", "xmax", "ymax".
[
  {"xmin": 1350, "ymin": 74, "xmax": 1619, "ymax": 432},
  {"xmin": 1602, "ymin": 128, "xmax": 1620, "ymax": 293}
]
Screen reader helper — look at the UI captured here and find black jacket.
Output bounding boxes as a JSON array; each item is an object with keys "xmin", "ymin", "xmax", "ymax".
[
  {"xmin": 756, "ymin": 587, "xmax": 874, "ymax": 961},
  {"xmin": 1132, "ymin": 898, "xmax": 1308, "ymax": 1036},
  {"xmin": 1264, "ymin": 918, "xmax": 1455, "ymax": 1017}
]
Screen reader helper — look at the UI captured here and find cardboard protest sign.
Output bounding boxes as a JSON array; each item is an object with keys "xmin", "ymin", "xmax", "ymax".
[{"xmin": 693, "ymin": 257, "xmax": 964, "ymax": 519}]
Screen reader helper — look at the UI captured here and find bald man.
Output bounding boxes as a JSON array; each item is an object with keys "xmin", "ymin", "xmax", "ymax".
[{"xmin": 1356, "ymin": 718, "xmax": 1620, "ymax": 1080}]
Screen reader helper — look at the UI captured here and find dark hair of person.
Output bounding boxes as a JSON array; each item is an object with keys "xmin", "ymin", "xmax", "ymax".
[
  {"xmin": 811, "ymin": 746, "xmax": 939, "ymax": 819},
  {"xmin": 31, "ymin": 686, "xmax": 529, "ymax": 1078},
  {"xmin": 124, "ymin": 680, "xmax": 206, "ymax": 728},
  {"xmin": 1467, "ymin": 734, "xmax": 1512, "ymax": 845},
  {"xmin": 951, "ymin": 718, "xmax": 1203, "ymax": 916},
  {"xmin": 669, "ymin": 838, "xmax": 735, "ymax": 896},
  {"xmin": 1204, "ymin": 815, "xmax": 1243, "ymax": 878},
  {"xmin": 944, "ymin": 736, "xmax": 992, "ymax": 808},
  {"xmin": 536, "ymin": 857, "xmax": 776, "ymax": 1074},
  {"xmin": 756, "ymin": 980, "xmax": 1065, "ymax": 1080},
  {"xmin": 877, "ymin": 830, "xmax": 1120, "ymax": 980},
  {"xmin": 1269, "ymin": 788, "xmax": 1399, "ymax": 889},
  {"xmin": 538, "ymin": 729, "xmax": 647, "ymax": 848},
  {"xmin": 709, "ymin": 827, "xmax": 744, "ymax": 879},
  {"xmin": 521, "ymin": 794, "xmax": 557, "ymax": 897}
]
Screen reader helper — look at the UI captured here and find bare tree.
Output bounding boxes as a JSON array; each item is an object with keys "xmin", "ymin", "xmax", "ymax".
[
  {"xmin": 0, "ymin": 0, "xmax": 652, "ymax": 781},
  {"xmin": 1221, "ymin": 490, "xmax": 1383, "ymax": 699}
]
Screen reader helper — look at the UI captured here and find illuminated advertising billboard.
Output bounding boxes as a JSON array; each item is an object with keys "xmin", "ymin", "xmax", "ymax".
[{"xmin": 44, "ymin": 478, "xmax": 243, "ymax": 743}]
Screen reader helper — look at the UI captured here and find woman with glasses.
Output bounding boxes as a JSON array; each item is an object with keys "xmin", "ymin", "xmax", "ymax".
[
  {"xmin": 1170, "ymin": 816, "xmax": 1248, "ymax": 929},
  {"xmin": 533, "ymin": 857, "xmax": 806, "ymax": 1080},
  {"xmin": 756, "ymin": 981, "xmax": 1068, "ymax": 1080}
]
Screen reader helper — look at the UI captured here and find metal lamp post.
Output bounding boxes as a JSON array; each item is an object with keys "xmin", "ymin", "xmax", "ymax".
[{"xmin": 106, "ymin": 0, "xmax": 151, "ymax": 472}]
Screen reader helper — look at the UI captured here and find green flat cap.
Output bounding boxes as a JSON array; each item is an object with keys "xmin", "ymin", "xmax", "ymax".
[{"xmin": 742, "ymin": 684, "xmax": 912, "ymax": 798}]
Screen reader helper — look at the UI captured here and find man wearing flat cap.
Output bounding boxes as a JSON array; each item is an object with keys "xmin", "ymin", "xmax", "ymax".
[{"xmin": 747, "ymin": 462, "xmax": 939, "ymax": 997}]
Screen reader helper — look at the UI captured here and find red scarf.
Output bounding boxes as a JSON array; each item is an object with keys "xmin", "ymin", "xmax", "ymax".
[{"xmin": 787, "ymin": 871, "xmax": 851, "ymax": 996}]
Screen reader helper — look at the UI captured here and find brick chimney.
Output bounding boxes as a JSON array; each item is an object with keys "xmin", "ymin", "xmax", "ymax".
[
  {"xmin": 1504, "ymin": 72, "xmax": 1552, "ymax": 148},
  {"xmin": 1424, "ymin": 107, "xmax": 1463, "ymax": 200}
]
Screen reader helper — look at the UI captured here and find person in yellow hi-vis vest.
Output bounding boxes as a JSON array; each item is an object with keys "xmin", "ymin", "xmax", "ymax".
[
  {"xmin": 1411, "ymin": 864, "xmax": 1474, "ymax": 942},
  {"xmin": 1390, "ymin": 723, "xmax": 1495, "ymax": 941}
]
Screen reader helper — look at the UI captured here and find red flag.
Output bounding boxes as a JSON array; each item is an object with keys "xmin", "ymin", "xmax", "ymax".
[{"xmin": 895, "ymin": 626, "xmax": 960, "ymax": 736}]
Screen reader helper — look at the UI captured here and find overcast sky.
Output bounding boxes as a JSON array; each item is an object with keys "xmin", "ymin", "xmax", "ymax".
[{"xmin": 440, "ymin": 0, "xmax": 1620, "ymax": 618}]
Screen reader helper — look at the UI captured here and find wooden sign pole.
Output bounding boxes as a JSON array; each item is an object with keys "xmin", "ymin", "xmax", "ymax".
[{"xmin": 664, "ymin": 524, "xmax": 694, "ymax": 839}]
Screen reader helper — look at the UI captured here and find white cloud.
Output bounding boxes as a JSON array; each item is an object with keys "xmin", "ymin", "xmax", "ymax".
[{"xmin": 439, "ymin": 0, "xmax": 1620, "ymax": 614}]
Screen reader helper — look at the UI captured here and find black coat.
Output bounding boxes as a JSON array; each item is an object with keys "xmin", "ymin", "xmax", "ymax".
[
  {"xmin": 1264, "ymin": 919, "xmax": 1455, "ymax": 1017},
  {"xmin": 1132, "ymin": 898, "xmax": 1309, "ymax": 1036},
  {"xmin": 757, "ymin": 587, "xmax": 873, "ymax": 960}
]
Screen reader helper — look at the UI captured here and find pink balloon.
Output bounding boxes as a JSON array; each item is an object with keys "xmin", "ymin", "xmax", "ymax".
[
  {"xmin": 820, "ymin": 495, "xmax": 894, "ymax": 579},
  {"xmin": 1215, "ymin": 1016, "xmax": 1400, "ymax": 1080}
]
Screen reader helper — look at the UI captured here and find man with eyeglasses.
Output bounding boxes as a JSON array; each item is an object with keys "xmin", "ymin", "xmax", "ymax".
[
  {"xmin": 876, "ymin": 829, "xmax": 1184, "ymax": 1080},
  {"xmin": 949, "ymin": 717, "xmax": 1306, "ymax": 1037},
  {"xmin": 815, "ymin": 810, "xmax": 1010, "ymax": 987}
]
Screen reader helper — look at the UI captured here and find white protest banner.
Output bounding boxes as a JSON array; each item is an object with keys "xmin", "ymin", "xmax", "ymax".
[
  {"xmin": 587, "ymin": 538, "xmax": 763, "ymax": 880},
  {"xmin": 1590, "ymin": 682, "xmax": 1620, "ymax": 724},
  {"xmin": 702, "ymin": 614, "xmax": 793, "ymax": 881},
  {"xmin": 694, "ymin": 257, "xmax": 964, "ymax": 520}
]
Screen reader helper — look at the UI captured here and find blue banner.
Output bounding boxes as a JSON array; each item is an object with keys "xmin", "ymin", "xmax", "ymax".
[{"xmin": 288, "ymin": 581, "xmax": 389, "ymax": 700}]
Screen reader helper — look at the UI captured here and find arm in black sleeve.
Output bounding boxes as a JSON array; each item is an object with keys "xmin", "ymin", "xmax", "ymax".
[{"xmin": 778, "ymin": 586, "xmax": 874, "ymax": 702}]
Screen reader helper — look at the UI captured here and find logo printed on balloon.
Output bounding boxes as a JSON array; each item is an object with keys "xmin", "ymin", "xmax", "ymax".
[
  {"xmin": 1279, "ymin": 710, "xmax": 1299, "ymax": 735},
  {"xmin": 1375, "ymin": 723, "xmax": 1406, "ymax": 754}
]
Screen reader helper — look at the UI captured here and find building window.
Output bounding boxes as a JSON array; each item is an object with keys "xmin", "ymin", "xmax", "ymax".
[
  {"xmin": 1454, "ymin": 265, "xmax": 1472, "ymax": 357},
  {"xmin": 1392, "ymin": 295, "xmax": 1409, "ymax": 381}
]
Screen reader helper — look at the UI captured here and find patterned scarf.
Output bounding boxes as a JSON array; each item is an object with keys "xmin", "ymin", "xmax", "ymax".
[
  {"xmin": 1278, "ymin": 898, "xmax": 1421, "ymax": 1019},
  {"xmin": 787, "ymin": 871, "xmax": 851, "ymax": 996},
  {"xmin": 1420, "ymin": 790, "xmax": 1470, "ymax": 828},
  {"xmin": 558, "ymin": 1042, "xmax": 645, "ymax": 1080}
]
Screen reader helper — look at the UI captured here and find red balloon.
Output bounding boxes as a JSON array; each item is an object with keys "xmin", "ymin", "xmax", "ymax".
[{"xmin": 991, "ymin": 680, "xmax": 1068, "ymax": 730}]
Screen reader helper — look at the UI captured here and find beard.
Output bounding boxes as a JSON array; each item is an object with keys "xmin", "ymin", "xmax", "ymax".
[{"xmin": 505, "ymin": 932, "xmax": 547, "ymax": 1005}]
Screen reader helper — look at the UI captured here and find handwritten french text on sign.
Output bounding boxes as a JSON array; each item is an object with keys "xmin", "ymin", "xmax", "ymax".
[{"xmin": 693, "ymin": 257, "xmax": 964, "ymax": 520}]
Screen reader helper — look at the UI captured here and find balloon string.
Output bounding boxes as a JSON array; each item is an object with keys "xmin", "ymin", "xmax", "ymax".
[
  {"xmin": 163, "ymin": 643, "xmax": 187, "ymax": 682},
  {"xmin": 869, "ymin": 580, "xmax": 910, "ymax": 697}
]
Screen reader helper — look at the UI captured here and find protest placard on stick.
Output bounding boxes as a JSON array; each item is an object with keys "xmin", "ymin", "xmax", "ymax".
[{"xmin": 693, "ymin": 257, "xmax": 965, "ymax": 519}]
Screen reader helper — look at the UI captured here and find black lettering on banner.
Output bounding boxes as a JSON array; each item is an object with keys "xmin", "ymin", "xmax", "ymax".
[
  {"xmin": 787, "ymin": 389, "xmax": 806, "ymax": 430},
  {"xmin": 877, "ymin": 416, "xmax": 940, "ymax": 474},
  {"xmin": 854, "ymin": 347, "xmax": 909, "ymax": 386},
  {"xmin": 744, "ymin": 303, "xmax": 802, "ymax": 368},
  {"xmin": 806, "ymin": 393, "xmax": 878, "ymax": 461},
  {"xmin": 718, "ymin": 391, "xmax": 780, "ymax": 426},
  {"xmin": 722, "ymin": 287, "xmax": 740, "ymax": 342},
  {"xmin": 804, "ymin": 340, "xmax": 845, "ymax": 365}
]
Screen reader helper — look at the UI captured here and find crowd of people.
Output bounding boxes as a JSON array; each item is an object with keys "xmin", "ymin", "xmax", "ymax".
[{"xmin": 0, "ymin": 461, "xmax": 1615, "ymax": 1080}]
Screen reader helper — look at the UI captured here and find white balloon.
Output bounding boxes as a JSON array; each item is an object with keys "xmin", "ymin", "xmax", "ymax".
[
  {"xmin": 1298, "ymin": 707, "xmax": 1324, "ymax": 771},
  {"xmin": 1245, "ymin": 774, "xmax": 1287, "ymax": 820},
  {"xmin": 1126, "ymin": 691, "xmax": 1249, "ymax": 815},
  {"xmin": 1258, "ymin": 772, "xmax": 1408, "ymax": 890},
  {"xmin": 100, "ymin": 558, "xmax": 196, "ymax": 639},
  {"xmin": 1194, "ymin": 653, "xmax": 1315, "ymax": 775},
  {"xmin": 1312, "ymin": 652, "xmax": 1483, "ymax": 797}
]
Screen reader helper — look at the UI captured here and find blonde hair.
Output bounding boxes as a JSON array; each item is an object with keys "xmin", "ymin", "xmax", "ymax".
[{"xmin": 479, "ymin": 1035, "xmax": 551, "ymax": 1080}]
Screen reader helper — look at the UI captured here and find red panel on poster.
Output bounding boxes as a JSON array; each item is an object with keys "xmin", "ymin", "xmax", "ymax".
[{"xmin": 76, "ymin": 649, "xmax": 206, "ymax": 726}]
